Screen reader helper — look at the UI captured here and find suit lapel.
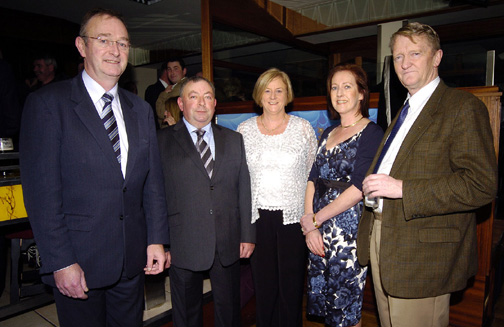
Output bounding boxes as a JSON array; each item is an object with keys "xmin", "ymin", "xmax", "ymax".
[
  {"xmin": 71, "ymin": 75, "xmax": 122, "ymax": 172},
  {"xmin": 173, "ymin": 121, "xmax": 210, "ymax": 178},
  {"xmin": 389, "ymin": 82, "xmax": 447, "ymax": 176},
  {"xmin": 211, "ymin": 123, "xmax": 225, "ymax": 180},
  {"xmin": 120, "ymin": 90, "xmax": 138, "ymax": 183}
]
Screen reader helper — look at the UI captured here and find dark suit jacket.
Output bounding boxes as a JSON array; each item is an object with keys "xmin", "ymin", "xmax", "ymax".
[
  {"xmin": 20, "ymin": 73, "xmax": 169, "ymax": 288},
  {"xmin": 357, "ymin": 81, "xmax": 497, "ymax": 298},
  {"xmin": 157, "ymin": 120, "xmax": 255, "ymax": 271},
  {"xmin": 144, "ymin": 80, "xmax": 165, "ymax": 129}
]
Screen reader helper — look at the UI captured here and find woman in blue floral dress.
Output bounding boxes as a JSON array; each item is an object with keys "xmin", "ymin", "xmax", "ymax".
[{"xmin": 300, "ymin": 64, "xmax": 383, "ymax": 327}]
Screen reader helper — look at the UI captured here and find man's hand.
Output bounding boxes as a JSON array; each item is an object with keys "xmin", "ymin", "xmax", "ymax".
[
  {"xmin": 240, "ymin": 243, "xmax": 255, "ymax": 258},
  {"xmin": 144, "ymin": 244, "xmax": 166, "ymax": 275},
  {"xmin": 54, "ymin": 263, "xmax": 88, "ymax": 299},
  {"xmin": 164, "ymin": 251, "xmax": 172, "ymax": 269},
  {"xmin": 362, "ymin": 174, "xmax": 403, "ymax": 199}
]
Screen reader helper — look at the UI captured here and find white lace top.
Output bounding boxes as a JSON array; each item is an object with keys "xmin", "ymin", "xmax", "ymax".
[{"xmin": 238, "ymin": 115, "xmax": 317, "ymax": 225}]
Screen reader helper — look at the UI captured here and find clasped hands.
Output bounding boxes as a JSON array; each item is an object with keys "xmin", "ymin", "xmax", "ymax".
[
  {"xmin": 300, "ymin": 212, "xmax": 318, "ymax": 235},
  {"xmin": 300, "ymin": 213, "xmax": 324, "ymax": 257}
]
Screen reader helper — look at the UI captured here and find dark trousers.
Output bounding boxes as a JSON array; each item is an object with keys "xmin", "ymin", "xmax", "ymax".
[
  {"xmin": 170, "ymin": 253, "xmax": 241, "ymax": 327},
  {"xmin": 53, "ymin": 270, "xmax": 145, "ymax": 327},
  {"xmin": 251, "ymin": 209, "xmax": 307, "ymax": 327}
]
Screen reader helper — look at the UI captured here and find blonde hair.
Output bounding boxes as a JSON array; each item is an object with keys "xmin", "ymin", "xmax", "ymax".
[
  {"xmin": 390, "ymin": 22, "xmax": 440, "ymax": 53},
  {"xmin": 165, "ymin": 97, "xmax": 181, "ymax": 123},
  {"xmin": 252, "ymin": 68, "xmax": 294, "ymax": 107}
]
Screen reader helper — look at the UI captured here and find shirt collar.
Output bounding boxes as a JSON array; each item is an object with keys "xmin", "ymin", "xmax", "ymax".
[
  {"xmin": 160, "ymin": 78, "xmax": 168, "ymax": 88},
  {"xmin": 81, "ymin": 70, "xmax": 119, "ymax": 105},
  {"xmin": 182, "ymin": 117, "xmax": 212, "ymax": 135},
  {"xmin": 407, "ymin": 77, "xmax": 440, "ymax": 114}
]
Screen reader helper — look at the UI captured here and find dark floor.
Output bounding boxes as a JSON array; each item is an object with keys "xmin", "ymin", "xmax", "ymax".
[{"xmin": 160, "ymin": 285, "xmax": 504, "ymax": 327}]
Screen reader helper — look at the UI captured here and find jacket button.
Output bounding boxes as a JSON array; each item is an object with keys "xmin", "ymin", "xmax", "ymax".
[
  {"xmin": 209, "ymin": 210, "xmax": 213, "ymax": 215},
  {"xmin": 123, "ymin": 187, "xmax": 127, "ymax": 192},
  {"xmin": 210, "ymin": 186, "xmax": 214, "ymax": 191},
  {"xmin": 120, "ymin": 215, "xmax": 124, "ymax": 220}
]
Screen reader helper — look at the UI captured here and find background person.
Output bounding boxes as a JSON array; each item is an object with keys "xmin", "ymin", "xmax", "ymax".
[
  {"xmin": 155, "ymin": 57, "xmax": 187, "ymax": 128},
  {"xmin": 300, "ymin": 64, "xmax": 383, "ymax": 327},
  {"xmin": 358, "ymin": 22, "xmax": 497, "ymax": 327},
  {"xmin": 144, "ymin": 61, "xmax": 170, "ymax": 129},
  {"xmin": 237, "ymin": 68, "xmax": 317, "ymax": 327}
]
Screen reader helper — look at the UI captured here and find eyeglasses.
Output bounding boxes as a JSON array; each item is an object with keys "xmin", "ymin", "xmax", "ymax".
[{"xmin": 81, "ymin": 36, "xmax": 131, "ymax": 51}]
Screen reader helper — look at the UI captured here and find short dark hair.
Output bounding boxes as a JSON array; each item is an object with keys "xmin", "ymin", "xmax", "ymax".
[
  {"xmin": 326, "ymin": 63, "xmax": 369, "ymax": 120},
  {"xmin": 79, "ymin": 8, "xmax": 128, "ymax": 39},
  {"xmin": 179, "ymin": 76, "xmax": 215, "ymax": 98},
  {"xmin": 157, "ymin": 61, "xmax": 168, "ymax": 78},
  {"xmin": 166, "ymin": 57, "xmax": 186, "ymax": 70}
]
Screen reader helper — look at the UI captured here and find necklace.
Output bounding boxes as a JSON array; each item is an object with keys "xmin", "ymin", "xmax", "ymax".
[
  {"xmin": 341, "ymin": 116, "xmax": 364, "ymax": 128},
  {"xmin": 260, "ymin": 115, "xmax": 286, "ymax": 133}
]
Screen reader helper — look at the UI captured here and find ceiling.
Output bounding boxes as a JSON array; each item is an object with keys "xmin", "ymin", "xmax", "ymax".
[
  {"xmin": 1, "ymin": 0, "xmax": 503, "ymax": 75},
  {"xmin": 2, "ymin": 0, "xmax": 503, "ymax": 50},
  {"xmin": 0, "ymin": 0, "xmax": 201, "ymax": 50}
]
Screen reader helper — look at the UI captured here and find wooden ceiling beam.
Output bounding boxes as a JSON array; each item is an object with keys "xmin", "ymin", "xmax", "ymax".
[{"xmin": 210, "ymin": 0, "xmax": 329, "ymax": 56}]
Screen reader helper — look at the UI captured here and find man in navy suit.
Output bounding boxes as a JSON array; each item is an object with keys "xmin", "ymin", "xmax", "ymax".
[
  {"xmin": 20, "ymin": 8, "xmax": 169, "ymax": 327},
  {"xmin": 158, "ymin": 76, "xmax": 255, "ymax": 327}
]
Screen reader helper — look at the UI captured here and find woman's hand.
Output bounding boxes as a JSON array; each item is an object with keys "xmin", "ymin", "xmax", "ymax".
[
  {"xmin": 163, "ymin": 111, "xmax": 176, "ymax": 126},
  {"xmin": 305, "ymin": 229, "xmax": 324, "ymax": 257},
  {"xmin": 300, "ymin": 212, "xmax": 316, "ymax": 235}
]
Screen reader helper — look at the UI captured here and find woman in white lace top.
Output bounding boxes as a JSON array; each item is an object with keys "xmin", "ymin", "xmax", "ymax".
[{"xmin": 237, "ymin": 68, "xmax": 317, "ymax": 327}]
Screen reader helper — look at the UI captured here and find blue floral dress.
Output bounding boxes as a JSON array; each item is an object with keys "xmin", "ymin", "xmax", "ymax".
[{"xmin": 306, "ymin": 122, "xmax": 383, "ymax": 327}]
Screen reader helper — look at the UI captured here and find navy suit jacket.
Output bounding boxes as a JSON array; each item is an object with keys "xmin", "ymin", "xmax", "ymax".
[
  {"xmin": 157, "ymin": 120, "xmax": 255, "ymax": 271},
  {"xmin": 144, "ymin": 80, "xmax": 165, "ymax": 129},
  {"xmin": 20, "ymin": 73, "xmax": 169, "ymax": 288}
]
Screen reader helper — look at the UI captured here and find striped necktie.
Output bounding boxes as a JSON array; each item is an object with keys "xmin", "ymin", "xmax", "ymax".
[
  {"xmin": 196, "ymin": 129, "xmax": 214, "ymax": 178},
  {"xmin": 101, "ymin": 93, "xmax": 121, "ymax": 164},
  {"xmin": 373, "ymin": 100, "xmax": 410, "ymax": 173}
]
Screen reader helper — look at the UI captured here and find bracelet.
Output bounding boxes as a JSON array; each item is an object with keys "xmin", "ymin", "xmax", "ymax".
[{"xmin": 313, "ymin": 213, "xmax": 319, "ymax": 228}]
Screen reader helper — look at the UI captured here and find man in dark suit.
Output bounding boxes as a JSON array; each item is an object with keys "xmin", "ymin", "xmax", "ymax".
[
  {"xmin": 144, "ymin": 61, "xmax": 170, "ymax": 129},
  {"xmin": 19, "ymin": 8, "xmax": 169, "ymax": 327},
  {"xmin": 358, "ymin": 22, "xmax": 497, "ymax": 327},
  {"xmin": 155, "ymin": 57, "xmax": 187, "ymax": 128},
  {"xmin": 157, "ymin": 76, "xmax": 255, "ymax": 327}
]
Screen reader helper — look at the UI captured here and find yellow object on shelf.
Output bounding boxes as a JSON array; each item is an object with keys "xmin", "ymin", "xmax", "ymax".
[{"xmin": 0, "ymin": 184, "xmax": 28, "ymax": 221}]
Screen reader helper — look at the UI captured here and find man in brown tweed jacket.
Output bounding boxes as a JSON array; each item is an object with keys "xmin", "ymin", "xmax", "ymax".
[{"xmin": 357, "ymin": 22, "xmax": 497, "ymax": 327}]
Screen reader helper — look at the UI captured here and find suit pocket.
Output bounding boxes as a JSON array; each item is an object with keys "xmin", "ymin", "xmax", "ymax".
[
  {"xmin": 65, "ymin": 213, "xmax": 92, "ymax": 231},
  {"xmin": 419, "ymin": 227, "xmax": 460, "ymax": 243}
]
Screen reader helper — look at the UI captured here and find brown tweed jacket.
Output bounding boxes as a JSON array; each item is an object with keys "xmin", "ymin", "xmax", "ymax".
[{"xmin": 357, "ymin": 81, "xmax": 497, "ymax": 298}]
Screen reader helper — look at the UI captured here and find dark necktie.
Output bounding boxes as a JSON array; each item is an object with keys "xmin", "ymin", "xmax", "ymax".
[
  {"xmin": 101, "ymin": 93, "xmax": 121, "ymax": 164},
  {"xmin": 196, "ymin": 129, "xmax": 214, "ymax": 178},
  {"xmin": 373, "ymin": 100, "xmax": 410, "ymax": 173}
]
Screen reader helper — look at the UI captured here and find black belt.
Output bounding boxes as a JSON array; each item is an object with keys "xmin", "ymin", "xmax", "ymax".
[{"xmin": 314, "ymin": 178, "xmax": 351, "ymax": 196}]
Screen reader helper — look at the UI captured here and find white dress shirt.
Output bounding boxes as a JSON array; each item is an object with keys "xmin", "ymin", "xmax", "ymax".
[
  {"xmin": 182, "ymin": 118, "xmax": 215, "ymax": 160},
  {"xmin": 82, "ymin": 70, "xmax": 129, "ymax": 178},
  {"xmin": 375, "ymin": 77, "xmax": 440, "ymax": 211}
]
